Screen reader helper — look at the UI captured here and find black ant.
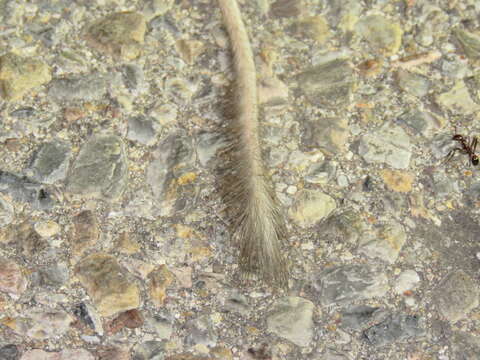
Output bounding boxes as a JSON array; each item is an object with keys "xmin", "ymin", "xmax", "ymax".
[{"xmin": 444, "ymin": 127, "xmax": 479, "ymax": 166}]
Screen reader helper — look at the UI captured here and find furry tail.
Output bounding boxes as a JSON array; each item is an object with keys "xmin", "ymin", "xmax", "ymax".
[{"xmin": 217, "ymin": 0, "xmax": 288, "ymax": 288}]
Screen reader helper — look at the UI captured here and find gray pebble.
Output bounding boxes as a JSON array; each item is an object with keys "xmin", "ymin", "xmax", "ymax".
[
  {"xmin": 28, "ymin": 140, "xmax": 71, "ymax": 184},
  {"xmin": 313, "ymin": 264, "xmax": 388, "ymax": 306},
  {"xmin": 0, "ymin": 344, "xmax": 18, "ymax": 360},
  {"xmin": 363, "ymin": 313, "xmax": 423, "ymax": 346},
  {"xmin": 297, "ymin": 59, "xmax": 355, "ymax": 109},
  {"xmin": 48, "ymin": 73, "xmax": 108, "ymax": 102},
  {"xmin": 67, "ymin": 134, "xmax": 128, "ymax": 199},
  {"xmin": 358, "ymin": 123, "xmax": 412, "ymax": 169},
  {"xmin": 133, "ymin": 340, "xmax": 166, "ymax": 360},
  {"xmin": 127, "ymin": 115, "xmax": 156, "ymax": 145}
]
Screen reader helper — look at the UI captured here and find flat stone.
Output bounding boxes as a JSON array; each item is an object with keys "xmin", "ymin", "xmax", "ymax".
[
  {"xmin": 358, "ymin": 123, "xmax": 412, "ymax": 169},
  {"xmin": 0, "ymin": 257, "xmax": 27, "ymax": 296},
  {"xmin": 71, "ymin": 210, "xmax": 100, "ymax": 256},
  {"xmin": 380, "ymin": 169, "xmax": 414, "ymax": 192},
  {"xmin": 395, "ymin": 69, "xmax": 430, "ymax": 97},
  {"xmin": 148, "ymin": 265, "xmax": 175, "ymax": 307},
  {"xmin": 437, "ymin": 80, "xmax": 480, "ymax": 114},
  {"xmin": 289, "ymin": 189, "xmax": 336, "ymax": 228},
  {"xmin": 73, "ymin": 302, "xmax": 104, "ymax": 335},
  {"xmin": 355, "ymin": 15, "xmax": 403, "ymax": 55},
  {"xmin": 318, "ymin": 209, "xmax": 365, "ymax": 244},
  {"xmin": 146, "ymin": 314, "xmax": 173, "ymax": 340},
  {"xmin": 15, "ymin": 221, "xmax": 49, "ymax": 257},
  {"xmin": 48, "ymin": 73, "xmax": 108, "ymax": 102},
  {"xmin": 127, "ymin": 115, "xmax": 156, "ymax": 145},
  {"xmin": 106, "ymin": 309, "xmax": 144, "ymax": 335},
  {"xmin": 121, "ymin": 64, "xmax": 148, "ymax": 94},
  {"xmin": 0, "ymin": 53, "xmax": 51, "ymax": 101},
  {"xmin": 396, "ymin": 110, "xmax": 442, "ymax": 138},
  {"xmin": 133, "ymin": 341, "xmax": 166, "ymax": 360},
  {"xmin": 96, "ymin": 346, "xmax": 131, "ymax": 360},
  {"xmin": 0, "ymin": 195, "xmax": 14, "ymax": 227},
  {"xmin": 296, "ymin": 59, "xmax": 355, "ymax": 109},
  {"xmin": 75, "ymin": 253, "xmax": 140, "ymax": 317},
  {"xmin": 266, "ymin": 296, "xmax": 314, "ymax": 347},
  {"xmin": 450, "ymin": 331, "xmax": 480, "ymax": 360},
  {"xmin": 28, "ymin": 140, "xmax": 71, "ymax": 184},
  {"xmin": 270, "ymin": 0, "xmax": 302, "ymax": 18},
  {"xmin": 0, "ymin": 344, "xmax": 18, "ymax": 360},
  {"xmin": 67, "ymin": 134, "xmax": 128, "ymax": 199},
  {"xmin": 258, "ymin": 76, "xmax": 289, "ymax": 113},
  {"xmin": 340, "ymin": 305, "xmax": 383, "ymax": 330},
  {"xmin": 184, "ymin": 315, "xmax": 217, "ymax": 348},
  {"xmin": 85, "ymin": 12, "xmax": 146, "ymax": 60},
  {"xmin": 0, "ymin": 171, "xmax": 54, "ymax": 210},
  {"xmin": 32, "ymin": 262, "xmax": 69, "ymax": 288},
  {"xmin": 358, "ymin": 221, "xmax": 406, "ymax": 264},
  {"xmin": 313, "ymin": 264, "xmax": 389, "ymax": 306},
  {"xmin": 394, "ymin": 270, "xmax": 420, "ymax": 294},
  {"xmin": 34, "ymin": 220, "xmax": 61, "ymax": 238},
  {"xmin": 454, "ymin": 28, "xmax": 480, "ymax": 60},
  {"xmin": 146, "ymin": 133, "xmax": 195, "ymax": 216},
  {"xmin": 196, "ymin": 132, "xmax": 224, "ymax": 167},
  {"xmin": 363, "ymin": 313, "xmax": 424, "ymax": 346},
  {"xmin": 434, "ymin": 270, "xmax": 479, "ymax": 322},
  {"xmin": 301, "ymin": 116, "xmax": 349, "ymax": 155},
  {"xmin": 292, "ymin": 16, "xmax": 331, "ymax": 43},
  {"xmin": 3, "ymin": 309, "xmax": 73, "ymax": 339},
  {"xmin": 21, "ymin": 349, "xmax": 95, "ymax": 360}
]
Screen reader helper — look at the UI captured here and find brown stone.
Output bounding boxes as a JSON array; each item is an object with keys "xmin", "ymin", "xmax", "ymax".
[
  {"xmin": 0, "ymin": 257, "xmax": 27, "ymax": 296},
  {"xmin": 148, "ymin": 264, "xmax": 175, "ymax": 307},
  {"xmin": 71, "ymin": 210, "xmax": 99, "ymax": 256},
  {"xmin": 106, "ymin": 309, "xmax": 144, "ymax": 334}
]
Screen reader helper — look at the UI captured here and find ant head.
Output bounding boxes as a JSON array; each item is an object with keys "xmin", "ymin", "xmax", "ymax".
[{"xmin": 473, "ymin": 155, "xmax": 479, "ymax": 166}]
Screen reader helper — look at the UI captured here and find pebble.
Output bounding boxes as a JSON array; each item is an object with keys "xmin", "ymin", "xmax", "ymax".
[
  {"xmin": 454, "ymin": 28, "xmax": 480, "ymax": 60},
  {"xmin": 196, "ymin": 132, "xmax": 225, "ymax": 167},
  {"xmin": 301, "ymin": 116, "xmax": 349, "ymax": 155},
  {"xmin": 222, "ymin": 290, "xmax": 250, "ymax": 316},
  {"xmin": 0, "ymin": 195, "xmax": 14, "ymax": 227},
  {"xmin": 121, "ymin": 64, "xmax": 148, "ymax": 95},
  {"xmin": 433, "ymin": 270, "xmax": 479, "ymax": 323},
  {"xmin": 74, "ymin": 253, "xmax": 140, "ymax": 317},
  {"xmin": 0, "ymin": 171, "xmax": 54, "ymax": 210},
  {"xmin": 127, "ymin": 115, "xmax": 156, "ymax": 145},
  {"xmin": 292, "ymin": 15, "xmax": 331, "ymax": 43},
  {"xmin": 358, "ymin": 123, "xmax": 412, "ymax": 169},
  {"xmin": 355, "ymin": 15, "xmax": 403, "ymax": 56},
  {"xmin": 184, "ymin": 315, "xmax": 217, "ymax": 348},
  {"xmin": 396, "ymin": 110, "xmax": 442, "ymax": 138},
  {"xmin": 394, "ymin": 270, "xmax": 420, "ymax": 294},
  {"xmin": 450, "ymin": 331, "xmax": 480, "ymax": 359},
  {"xmin": 380, "ymin": 169, "xmax": 414, "ymax": 193},
  {"xmin": 436, "ymin": 80, "xmax": 480, "ymax": 114},
  {"xmin": 289, "ymin": 189, "xmax": 336, "ymax": 228},
  {"xmin": 31, "ymin": 262, "xmax": 69, "ymax": 288},
  {"xmin": 266, "ymin": 296, "xmax": 314, "ymax": 347},
  {"xmin": 145, "ymin": 313, "xmax": 173, "ymax": 340},
  {"xmin": 133, "ymin": 341, "xmax": 166, "ymax": 360},
  {"xmin": 48, "ymin": 73, "xmax": 108, "ymax": 102},
  {"xmin": 34, "ymin": 220, "xmax": 60, "ymax": 238},
  {"xmin": 0, "ymin": 53, "xmax": 51, "ymax": 101},
  {"xmin": 21, "ymin": 349, "xmax": 95, "ymax": 360},
  {"xmin": 3, "ymin": 309, "xmax": 73, "ymax": 339},
  {"xmin": 85, "ymin": 12, "xmax": 147, "ymax": 60},
  {"xmin": 106, "ymin": 309, "xmax": 144, "ymax": 335},
  {"xmin": 27, "ymin": 140, "xmax": 72, "ymax": 184},
  {"xmin": 340, "ymin": 305, "xmax": 383, "ymax": 330},
  {"xmin": 15, "ymin": 221, "xmax": 49, "ymax": 257},
  {"xmin": 258, "ymin": 76, "xmax": 289, "ymax": 113},
  {"xmin": 313, "ymin": 264, "xmax": 389, "ymax": 306},
  {"xmin": 146, "ymin": 133, "xmax": 195, "ymax": 215},
  {"xmin": 0, "ymin": 257, "xmax": 27, "ymax": 296},
  {"xmin": 73, "ymin": 302, "xmax": 104, "ymax": 335},
  {"xmin": 67, "ymin": 134, "xmax": 128, "ymax": 199},
  {"xmin": 358, "ymin": 221, "xmax": 406, "ymax": 264},
  {"xmin": 319, "ymin": 209, "xmax": 365, "ymax": 244},
  {"xmin": 296, "ymin": 59, "xmax": 355, "ymax": 109},
  {"xmin": 148, "ymin": 264, "xmax": 175, "ymax": 307},
  {"xmin": 270, "ymin": 0, "xmax": 302, "ymax": 18},
  {"xmin": 0, "ymin": 344, "xmax": 18, "ymax": 360},
  {"xmin": 363, "ymin": 313, "xmax": 423, "ymax": 346},
  {"xmin": 71, "ymin": 210, "xmax": 100, "ymax": 256},
  {"xmin": 395, "ymin": 69, "xmax": 430, "ymax": 98}
]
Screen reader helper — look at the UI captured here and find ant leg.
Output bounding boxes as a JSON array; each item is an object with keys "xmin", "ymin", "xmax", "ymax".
[
  {"xmin": 471, "ymin": 136, "xmax": 478, "ymax": 153},
  {"xmin": 442, "ymin": 147, "xmax": 461, "ymax": 164}
]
